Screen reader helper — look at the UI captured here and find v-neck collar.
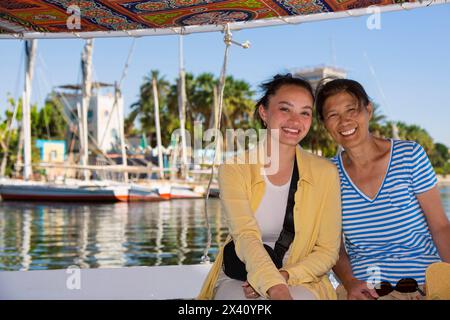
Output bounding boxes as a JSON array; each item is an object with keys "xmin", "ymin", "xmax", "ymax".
[{"xmin": 338, "ymin": 139, "xmax": 394, "ymax": 203}]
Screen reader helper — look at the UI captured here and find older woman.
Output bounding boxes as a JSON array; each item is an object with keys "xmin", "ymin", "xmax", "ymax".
[
  {"xmin": 197, "ymin": 74, "xmax": 341, "ymax": 300},
  {"xmin": 315, "ymin": 78, "xmax": 450, "ymax": 300}
]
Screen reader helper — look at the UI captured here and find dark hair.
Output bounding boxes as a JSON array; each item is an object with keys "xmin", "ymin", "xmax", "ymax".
[
  {"xmin": 253, "ymin": 73, "xmax": 314, "ymax": 128},
  {"xmin": 315, "ymin": 78, "xmax": 370, "ymax": 121}
]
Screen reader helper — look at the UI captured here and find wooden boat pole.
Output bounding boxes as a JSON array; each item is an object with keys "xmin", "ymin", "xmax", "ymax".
[
  {"xmin": 23, "ymin": 39, "xmax": 37, "ymax": 181},
  {"xmin": 178, "ymin": 35, "xmax": 188, "ymax": 180},
  {"xmin": 81, "ymin": 39, "xmax": 93, "ymax": 181},
  {"xmin": 115, "ymin": 84, "xmax": 128, "ymax": 183},
  {"xmin": 152, "ymin": 74, "xmax": 164, "ymax": 179}
]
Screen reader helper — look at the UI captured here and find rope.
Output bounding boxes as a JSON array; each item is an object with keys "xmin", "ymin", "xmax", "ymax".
[
  {"xmin": 201, "ymin": 24, "xmax": 232, "ymax": 264},
  {"xmin": 99, "ymin": 38, "xmax": 136, "ymax": 149}
]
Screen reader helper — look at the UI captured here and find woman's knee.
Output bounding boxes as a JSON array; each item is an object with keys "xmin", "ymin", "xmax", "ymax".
[
  {"xmin": 214, "ymin": 279, "xmax": 250, "ymax": 300},
  {"xmin": 289, "ymin": 285, "xmax": 316, "ymax": 300}
]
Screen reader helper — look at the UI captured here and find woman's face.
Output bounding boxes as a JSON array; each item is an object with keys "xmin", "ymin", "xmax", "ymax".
[
  {"xmin": 258, "ymin": 84, "xmax": 313, "ymax": 147},
  {"xmin": 322, "ymin": 91, "xmax": 372, "ymax": 149}
]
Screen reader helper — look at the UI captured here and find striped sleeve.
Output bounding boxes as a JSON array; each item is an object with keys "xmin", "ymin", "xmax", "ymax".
[{"xmin": 411, "ymin": 142, "xmax": 437, "ymax": 194}]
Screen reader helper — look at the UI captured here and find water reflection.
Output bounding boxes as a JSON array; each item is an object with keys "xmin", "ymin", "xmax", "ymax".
[
  {"xmin": 0, "ymin": 199, "xmax": 228, "ymax": 270},
  {"xmin": 20, "ymin": 210, "xmax": 32, "ymax": 270},
  {"xmin": 0, "ymin": 187, "xmax": 448, "ymax": 271},
  {"xmin": 440, "ymin": 185, "xmax": 450, "ymax": 217}
]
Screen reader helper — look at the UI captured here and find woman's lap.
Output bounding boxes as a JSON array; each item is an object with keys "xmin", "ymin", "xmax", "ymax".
[{"xmin": 213, "ymin": 273, "xmax": 316, "ymax": 300}]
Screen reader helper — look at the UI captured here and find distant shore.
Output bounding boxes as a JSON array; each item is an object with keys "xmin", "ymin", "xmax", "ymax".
[{"xmin": 438, "ymin": 175, "xmax": 450, "ymax": 185}]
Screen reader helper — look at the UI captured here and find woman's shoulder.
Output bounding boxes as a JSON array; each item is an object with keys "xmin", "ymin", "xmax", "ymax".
[
  {"xmin": 300, "ymin": 149, "xmax": 339, "ymax": 174},
  {"xmin": 218, "ymin": 153, "xmax": 257, "ymax": 180},
  {"xmin": 391, "ymin": 139, "xmax": 427, "ymax": 157}
]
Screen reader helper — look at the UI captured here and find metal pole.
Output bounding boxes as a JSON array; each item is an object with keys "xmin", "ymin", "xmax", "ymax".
[
  {"xmin": 23, "ymin": 39, "xmax": 37, "ymax": 180},
  {"xmin": 81, "ymin": 39, "xmax": 93, "ymax": 181},
  {"xmin": 152, "ymin": 75, "xmax": 164, "ymax": 179},
  {"xmin": 115, "ymin": 84, "xmax": 128, "ymax": 183},
  {"xmin": 178, "ymin": 35, "xmax": 188, "ymax": 179}
]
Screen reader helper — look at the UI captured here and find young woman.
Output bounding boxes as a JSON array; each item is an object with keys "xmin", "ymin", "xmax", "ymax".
[
  {"xmin": 197, "ymin": 74, "xmax": 342, "ymax": 300},
  {"xmin": 315, "ymin": 78, "xmax": 450, "ymax": 300}
]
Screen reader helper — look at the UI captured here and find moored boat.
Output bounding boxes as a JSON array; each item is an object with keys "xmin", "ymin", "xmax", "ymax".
[
  {"xmin": 0, "ymin": 179, "xmax": 129, "ymax": 202},
  {"xmin": 127, "ymin": 184, "xmax": 165, "ymax": 202}
]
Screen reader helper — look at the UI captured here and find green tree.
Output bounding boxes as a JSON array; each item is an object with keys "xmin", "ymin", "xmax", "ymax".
[
  {"xmin": 35, "ymin": 93, "xmax": 67, "ymax": 140},
  {"xmin": 0, "ymin": 96, "xmax": 41, "ymax": 177},
  {"xmin": 431, "ymin": 142, "xmax": 449, "ymax": 168},
  {"xmin": 222, "ymin": 76, "xmax": 255, "ymax": 131},
  {"xmin": 395, "ymin": 122, "xmax": 435, "ymax": 153},
  {"xmin": 126, "ymin": 70, "xmax": 175, "ymax": 146},
  {"xmin": 301, "ymin": 116, "xmax": 337, "ymax": 157},
  {"xmin": 369, "ymin": 103, "xmax": 387, "ymax": 138}
]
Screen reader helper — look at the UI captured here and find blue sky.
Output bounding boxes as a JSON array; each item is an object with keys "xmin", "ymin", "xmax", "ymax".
[{"xmin": 1, "ymin": 4, "xmax": 449, "ymax": 146}]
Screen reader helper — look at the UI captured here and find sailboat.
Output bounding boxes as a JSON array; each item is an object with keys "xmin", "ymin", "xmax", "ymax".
[
  {"xmin": 0, "ymin": 0, "xmax": 446, "ymax": 300},
  {"xmin": 0, "ymin": 39, "xmax": 131, "ymax": 202}
]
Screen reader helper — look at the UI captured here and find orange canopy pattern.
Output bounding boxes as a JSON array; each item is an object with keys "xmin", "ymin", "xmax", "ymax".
[{"xmin": 0, "ymin": 0, "xmax": 420, "ymax": 37}]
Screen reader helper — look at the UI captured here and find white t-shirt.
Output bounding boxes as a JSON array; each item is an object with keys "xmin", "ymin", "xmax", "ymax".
[{"xmin": 254, "ymin": 170, "xmax": 291, "ymax": 249}]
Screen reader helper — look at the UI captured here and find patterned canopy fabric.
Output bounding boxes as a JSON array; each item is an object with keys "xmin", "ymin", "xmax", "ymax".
[{"xmin": 0, "ymin": 0, "xmax": 424, "ymax": 37}]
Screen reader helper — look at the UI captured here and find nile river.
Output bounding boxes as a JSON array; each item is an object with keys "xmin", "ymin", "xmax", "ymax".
[{"xmin": 0, "ymin": 185, "xmax": 449, "ymax": 271}]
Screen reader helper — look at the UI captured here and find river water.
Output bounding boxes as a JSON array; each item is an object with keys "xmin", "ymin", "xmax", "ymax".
[{"xmin": 0, "ymin": 185, "xmax": 449, "ymax": 271}]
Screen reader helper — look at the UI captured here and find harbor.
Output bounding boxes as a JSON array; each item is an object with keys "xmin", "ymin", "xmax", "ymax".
[
  {"xmin": 0, "ymin": 0, "xmax": 450, "ymax": 301},
  {"xmin": 0, "ymin": 191, "xmax": 449, "ymax": 272}
]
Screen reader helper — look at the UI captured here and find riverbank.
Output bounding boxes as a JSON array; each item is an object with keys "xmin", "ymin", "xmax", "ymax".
[{"xmin": 438, "ymin": 175, "xmax": 450, "ymax": 185}]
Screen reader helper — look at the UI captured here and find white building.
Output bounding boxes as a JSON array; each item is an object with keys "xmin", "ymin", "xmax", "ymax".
[
  {"xmin": 56, "ymin": 83, "xmax": 124, "ymax": 155},
  {"xmin": 292, "ymin": 65, "xmax": 347, "ymax": 89}
]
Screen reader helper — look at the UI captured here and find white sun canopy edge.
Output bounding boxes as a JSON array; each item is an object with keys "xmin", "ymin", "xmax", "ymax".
[{"xmin": 0, "ymin": 0, "xmax": 447, "ymax": 40}]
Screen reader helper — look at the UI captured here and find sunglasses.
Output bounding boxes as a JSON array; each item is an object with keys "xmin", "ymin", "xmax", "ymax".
[{"xmin": 375, "ymin": 278, "xmax": 425, "ymax": 297}]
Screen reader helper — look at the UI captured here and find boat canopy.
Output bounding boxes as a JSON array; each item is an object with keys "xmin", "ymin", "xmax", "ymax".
[{"xmin": 0, "ymin": 0, "xmax": 446, "ymax": 39}]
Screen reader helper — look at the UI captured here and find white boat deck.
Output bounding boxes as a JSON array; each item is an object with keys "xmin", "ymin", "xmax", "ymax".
[{"xmin": 0, "ymin": 264, "xmax": 212, "ymax": 300}]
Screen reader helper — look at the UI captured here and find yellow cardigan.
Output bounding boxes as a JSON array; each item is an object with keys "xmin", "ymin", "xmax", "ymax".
[{"xmin": 197, "ymin": 146, "xmax": 342, "ymax": 300}]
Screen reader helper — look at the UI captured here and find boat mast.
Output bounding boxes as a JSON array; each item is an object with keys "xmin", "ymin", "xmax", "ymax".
[
  {"xmin": 212, "ymin": 85, "xmax": 219, "ymax": 131},
  {"xmin": 81, "ymin": 39, "xmax": 93, "ymax": 181},
  {"xmin": 152, "ymin": 73, "xmax": 164, "ymax": 179},
  {"xmin": 22, "ymin": 39, "xmax": 37, "ymax": 181},
  {"xmin": 392, "ymin": 122, "xmax": 400, "ymax": 140},
  {"xmin": 115, "ymin": 83, "xmax": 128, "ymax": 183},
  {"xmin": 178, "ymin": 35, "xmax": 188, "ymax": 180}
]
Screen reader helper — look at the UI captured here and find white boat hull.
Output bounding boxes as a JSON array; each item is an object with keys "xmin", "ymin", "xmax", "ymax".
[
  {"xmin": 0, "ymin": 180, "xmax": 128, "ymax": 202},
  {"xmin": 128, "ymin": 184, "xmax": 165, "ymax": 202},
  {"xmin": 0, "ymin": 264, "xmax": 212, "ymax": 300}
]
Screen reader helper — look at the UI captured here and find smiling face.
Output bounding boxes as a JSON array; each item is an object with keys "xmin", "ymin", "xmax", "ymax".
[
  {"xmin": 322, "ymin": 91, "xmax": 373, "ymax": 149},
  {"xmin": 258, "ymin": 84, "xmax": 313, "ymax": 147}
]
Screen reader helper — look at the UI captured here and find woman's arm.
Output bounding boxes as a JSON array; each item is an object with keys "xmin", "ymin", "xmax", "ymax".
[
  {"xmin": 417, "ymin": 186, "xmax": 450, "ymax": 262},
  {"xmin": 332, "ymin": 238, "xmax": 378, "ymax": 300},
  {"xmin": 280, "ymin": 166, "xmax": 342, "ymax": 284},
  {"xmin": 332, "ymin": 237, "xmax": 356, "ymax": 286},
  {"xmin": 219, "ymin": 164, "xmax": 287, "ymax": 298}
]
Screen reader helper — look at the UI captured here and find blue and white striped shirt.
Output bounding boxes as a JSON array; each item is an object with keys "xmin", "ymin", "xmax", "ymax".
[{"xmin": 332, "ymin": 139, "xmax": 441, "ymax": 285}]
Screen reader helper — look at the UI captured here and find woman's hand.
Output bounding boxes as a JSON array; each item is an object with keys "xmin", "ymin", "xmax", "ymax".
[
  {"xmin": 242, "ymin": 271, "xmax": 291, "ymax": 299},
  {"xmin": 343, "ymin": 278, "xmax": 379, "ymax": 300},
  {"xmin": 242, "ymin": 281, "xmax": 260, "ymax": 299},
  {"xmin": 267, "ymin": 284, "xmax": 293, "ymax": 300}
]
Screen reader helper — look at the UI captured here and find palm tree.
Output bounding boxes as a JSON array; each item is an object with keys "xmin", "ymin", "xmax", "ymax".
[
  {"xmin": 36, "ymin": 92, "xmax": 67, "ymax": 140},
  {"xmin": 395, "ymin": 122, "xmax": 435, "ymax": 153},
  {"xmin": 301, "ymin": 115, "xmax": 337, "ymax": 157},
  {"xmin": 167, "ymin": 73, "xmax": 255, "ymax": 134},
  {"xmin": 126, "ymin": 70, "xmax": 174, "ymax": 146},
  {"xmin": 369, "ymin": 103, "xmax": 387, "ymax": 138},
  {"xmin": 222, "ymin": 76, "xmax": 255, "ymax": 131}
]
